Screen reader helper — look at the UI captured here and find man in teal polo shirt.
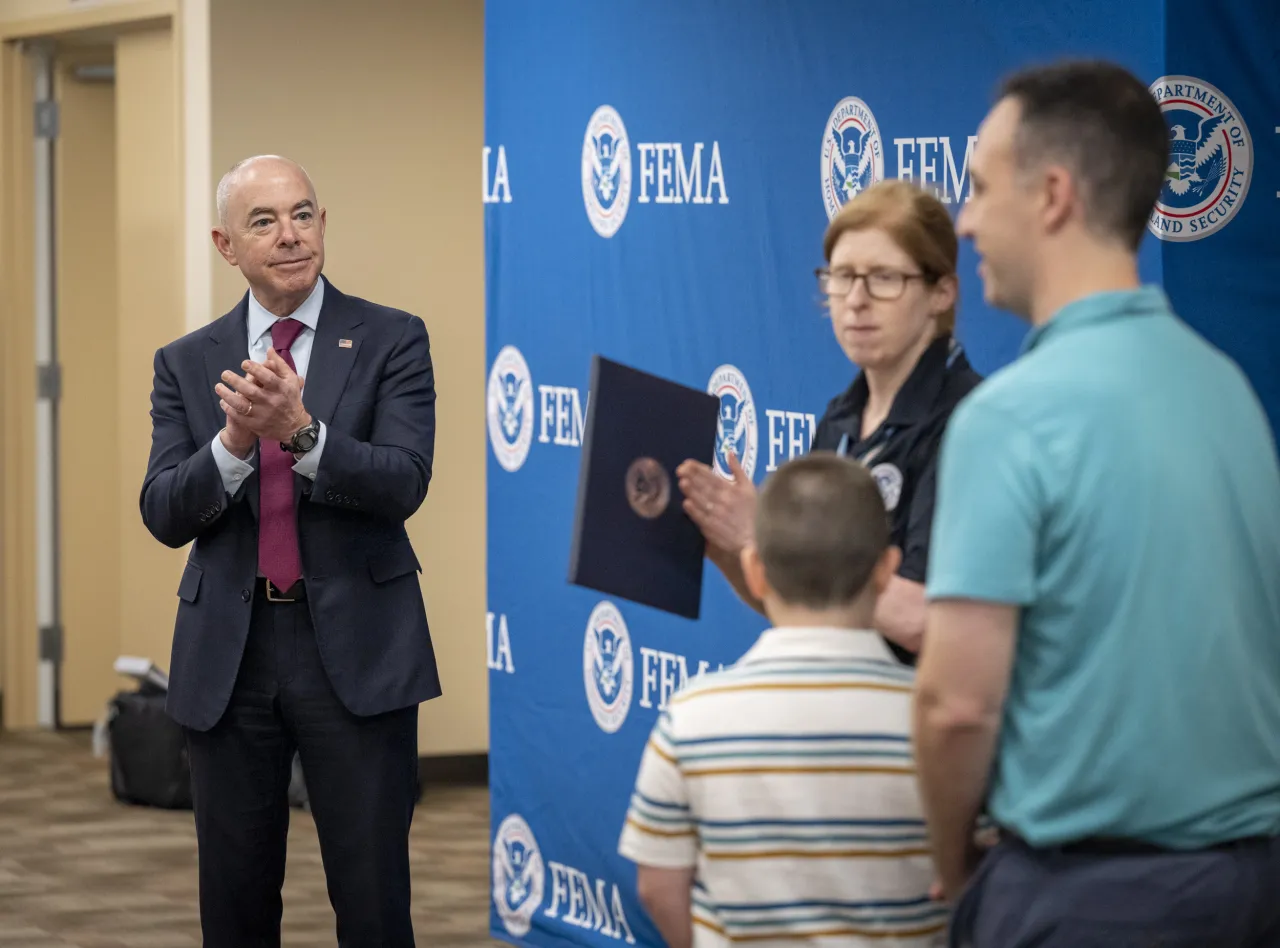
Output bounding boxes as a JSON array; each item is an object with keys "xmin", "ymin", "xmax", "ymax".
[{"xmin": 912, "ymin": 59, "xmax": 1280, "ymax": 947}]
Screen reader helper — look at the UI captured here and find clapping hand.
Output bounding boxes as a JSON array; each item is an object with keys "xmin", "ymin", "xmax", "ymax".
[
  {"xmin": 676, "ymin": 451, "xmax": 758, "ymax": 558},
  {"xmin": 215, "ymin": 348, "xmax": 309, "ymax": 454}
]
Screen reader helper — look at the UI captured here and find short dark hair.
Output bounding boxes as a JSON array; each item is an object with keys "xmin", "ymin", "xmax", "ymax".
[
  {"xmin": 754, "ymin": 453, "xmax": 890, "ymax": 609},
  {"xmin": 998, "ymin": 59, "xmax": 1168, "ymax": 250}
]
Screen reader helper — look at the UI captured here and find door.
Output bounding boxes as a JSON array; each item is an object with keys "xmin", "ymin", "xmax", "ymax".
[{"xmin": 55, "ymin": 44, "xmax": 122, "ymax": 727}]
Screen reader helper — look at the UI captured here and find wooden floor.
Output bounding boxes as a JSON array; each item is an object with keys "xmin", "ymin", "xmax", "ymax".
[{"xmin": 0, "ymin": 730, "xmax": 498, "ymax": 947}]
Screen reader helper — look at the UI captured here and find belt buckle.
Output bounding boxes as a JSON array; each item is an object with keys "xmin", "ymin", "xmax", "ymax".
[{"xmin": 264, "ymin": 579, "xmax": 296, "ymax": 603}]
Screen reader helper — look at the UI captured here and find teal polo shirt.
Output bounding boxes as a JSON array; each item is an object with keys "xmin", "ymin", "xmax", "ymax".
[{"xmin": 926, "ymin": 285, "xmax": 1280, "ymax": 849}]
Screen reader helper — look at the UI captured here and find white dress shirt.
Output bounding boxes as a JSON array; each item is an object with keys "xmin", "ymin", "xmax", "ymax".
[{"xmin": 210, "ymin": 278, "xmax": 328, "ymax": 498}]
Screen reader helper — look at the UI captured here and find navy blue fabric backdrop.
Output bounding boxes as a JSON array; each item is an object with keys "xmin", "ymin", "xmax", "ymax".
[{"xmin": 483, "ymin": 3, "xmax": 1277, "ymax": 946}]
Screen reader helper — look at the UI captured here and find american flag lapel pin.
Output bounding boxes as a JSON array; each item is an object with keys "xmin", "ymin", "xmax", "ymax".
[{"xmin": 338, "ymin": 339, "xmax": 352, "ymax": 348}]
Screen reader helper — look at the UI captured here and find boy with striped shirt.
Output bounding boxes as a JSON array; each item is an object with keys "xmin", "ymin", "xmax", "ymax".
[{"xmin": 617, "ymin": 453, "xmax": 945, "ymax": 947}]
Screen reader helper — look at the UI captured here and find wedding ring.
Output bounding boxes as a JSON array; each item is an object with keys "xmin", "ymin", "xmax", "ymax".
[{"xmin": 242, "ymin": 402, "xmax": 253, "ymax": 416}]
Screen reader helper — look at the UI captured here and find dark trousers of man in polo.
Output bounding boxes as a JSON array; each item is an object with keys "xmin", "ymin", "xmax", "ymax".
[{"xmin": 950, "ymin": 833, "xmax": 1280, "ymax": 947}]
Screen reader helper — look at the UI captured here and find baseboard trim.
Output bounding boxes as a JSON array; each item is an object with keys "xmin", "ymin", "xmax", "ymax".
[{"xmin": 418, "ymin": 752, "xmax": 487, "ymax": 787}]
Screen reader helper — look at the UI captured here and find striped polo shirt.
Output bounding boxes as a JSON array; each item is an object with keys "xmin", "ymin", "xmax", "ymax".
[{"xmin": 617, "ymin": 626, "xmax": 946, "ymax": 947}]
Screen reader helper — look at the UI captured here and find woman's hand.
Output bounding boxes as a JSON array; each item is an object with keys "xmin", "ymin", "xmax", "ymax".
[{"xmin": 676, "ymin": 451, "xmax": 758, "ymax": 555}]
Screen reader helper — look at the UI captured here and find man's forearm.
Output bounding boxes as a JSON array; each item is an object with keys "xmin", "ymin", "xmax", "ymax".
[
  {"xmin": 140, "ymin": 443, "xmax": 233, "ymax": 548},
  {"xmin": 308, "ymin": 426, "xmax": 431, "ymax": 521},
  {"xmin": 913, "ymin": 703, "xmax": 999, "ymax": 896}
]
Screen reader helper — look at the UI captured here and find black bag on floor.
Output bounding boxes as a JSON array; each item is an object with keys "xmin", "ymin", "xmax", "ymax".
[{"xmin": 107, "ymin": 683, "xmax": 193, "ymax": 810}]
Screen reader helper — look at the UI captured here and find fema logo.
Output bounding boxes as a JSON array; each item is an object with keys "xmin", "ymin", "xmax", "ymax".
[
  {"xmin": 582, "ymin": 105, "xmax": 632, "ymax": 238},
  {"xmin": 493, "ymin": 813, "xmax": 544, "ymax": 938},
  {"xmin": 870, "ymin": 463, "xmax": 903, "ymax": 512},
  {"xmin": 1148, "ymin": 76, "xmax": 1252, "ymax": 242},
  {"xmin": 821, "ymin": 97, "xmax": 885, "ymax": 220},
  {"xmin": 583, "ymin": 601, "xmax": 633, "ymax": 734},
  {"xmin": 707, "ymin": 364, "xmax": 758, "ymax": 480},
  {"xmin": 487, "ymin": 345, "xmax": 534, "ymax": 473}
]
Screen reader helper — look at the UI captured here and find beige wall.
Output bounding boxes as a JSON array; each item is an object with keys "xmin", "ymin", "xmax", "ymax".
[
  {"xmin": 210, "ymin": 0, "xmax": 487, "ymax": 754},
  {"xmin": 56, "ymin": 46, "xmax": 122, "ymax": 725},
  {"xmin": 115, "ymin": 24, "xmax": 189, "ymax": 684}
]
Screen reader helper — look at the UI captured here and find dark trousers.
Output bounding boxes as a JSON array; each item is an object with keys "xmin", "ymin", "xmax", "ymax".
[
  {"xmin": 185, "ymin": 588, "xmax": 420, "ymax": 948},
  {"xmin": 950, "ymin": 833, "xmax": 1280, "ymax": 948}
]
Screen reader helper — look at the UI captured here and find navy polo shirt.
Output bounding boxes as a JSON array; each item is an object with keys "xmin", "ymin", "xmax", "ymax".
[{"xmin": 811, "ymin": 333, "xmax": 983, "ymax": 664}]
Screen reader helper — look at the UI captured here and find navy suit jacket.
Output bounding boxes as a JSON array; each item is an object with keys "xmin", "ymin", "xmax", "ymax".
[{"xmin": 140, "ymin": 276, "xmax": 442, "ymax": 731}]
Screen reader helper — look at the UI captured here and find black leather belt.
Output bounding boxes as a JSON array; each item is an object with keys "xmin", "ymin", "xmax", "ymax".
[
  {"xmin": 256, "ymin": 577, "xmax": 306, "ymax": 602},
  {"xmin": 1005, "ymin": 829, "xmax": 1270, "ymax": 856}
]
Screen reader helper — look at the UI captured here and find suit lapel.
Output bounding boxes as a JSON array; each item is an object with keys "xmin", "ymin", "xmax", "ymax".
[
  {"xmin": 303, "ymin": 278, "xmax": 364, "ymax": 427},
  {"xmin": 203, "ymin": 295, "xmax": 260, "ymax": 521},
  {"xmin": 295, "ymin": 279, "xmax": 363, "ymax": 504}
]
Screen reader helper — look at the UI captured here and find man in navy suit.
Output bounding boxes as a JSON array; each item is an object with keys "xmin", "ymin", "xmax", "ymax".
[{"xmin": 140, "ymin": 154, "xmax": 441, "ymax": 947}]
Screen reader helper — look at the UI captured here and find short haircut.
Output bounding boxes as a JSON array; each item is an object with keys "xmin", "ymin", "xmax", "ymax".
[
  {"xmin": 822, "ymin": 179, "xmax": 959, "ymax": 333},
  {"xmin": 754, "ymin": 453, "xmax": 891, "ymax": 610},
  {"xmin": 998, "ymin": 59, "xmax": 1168, "ymax": 250}
]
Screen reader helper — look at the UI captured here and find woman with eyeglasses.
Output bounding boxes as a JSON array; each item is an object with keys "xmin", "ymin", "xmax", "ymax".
[{"xmin": 678, "ymin": 179, "xmax": 982, "ymax": 664}]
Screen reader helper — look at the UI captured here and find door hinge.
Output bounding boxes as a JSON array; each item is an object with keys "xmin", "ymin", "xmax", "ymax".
[
  {"xmin": 37, "ymin": 363, "xmax": 61, "ymax": 401},
  {"xmin": 39, "ymin": 624, "xmax": 63, "ymax": 663},
  {"xmin": 34, "ymin": 100, "xmax": 59, "ymax": 140}
]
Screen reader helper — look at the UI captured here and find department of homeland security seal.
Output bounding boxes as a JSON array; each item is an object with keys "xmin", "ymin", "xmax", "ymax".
[
  {"xmin": 486, "ymin": 345, "xmax": 534, "ymax": 473},
  {"xmin": 870, "ymin": 463, "xmax": 903, "ymax": 512},
  {"xmin": 707, "ymin": 364, "xmax": 758, "ymax": 480},
  {"xmin": 1148, "ymin": 75, "xmax": 1252, "ymax": 242},
  {"xmin": 583, "ymin": 601, "xmax": 633, "ymax": 734},
  {"xmin": 582, "ymin": 105, "xmax": 633, "ymax": 238},
  {"xmin": 821, "ymin": 96, "xmax": 885, "ymax": 220},
  {"xmin": 492, "ymin": 813, "xmax": 545, "ymax": 937}
]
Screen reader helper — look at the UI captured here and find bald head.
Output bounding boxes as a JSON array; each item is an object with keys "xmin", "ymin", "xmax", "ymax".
[
  {"xmin": 216, "ymin": 155, "xmax": 316, "ymax": 227},
  {"xmin": 211, "ymin": 154, "xmax": 326, "ymax": 317}
]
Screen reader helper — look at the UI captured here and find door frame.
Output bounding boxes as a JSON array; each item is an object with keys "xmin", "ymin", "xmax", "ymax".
[{"xmin": 0, "ymin": 0, "xmax": 184, "ymax": 730}]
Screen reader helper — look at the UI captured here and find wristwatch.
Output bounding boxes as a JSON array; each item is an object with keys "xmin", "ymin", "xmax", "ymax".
[{"xmin": 283, "ymin": 419, "xmax": 320, "ymax": 454}]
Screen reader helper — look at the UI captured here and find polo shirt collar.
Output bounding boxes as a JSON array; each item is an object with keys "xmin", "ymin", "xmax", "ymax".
[
  {"xmin": 838, "ymin": 333, "xmax": 961, "ymax": 428},
  {"xmin": 737, "ymin": 626, "xmax": 898, "ymax": 665},
  {"xmin": 1022, "ymin": 284, "xmax": 1170, "ymax": 355},
  {"xmin": 247, "ymin": 276, "xmax": 325, "ymax": 347}
]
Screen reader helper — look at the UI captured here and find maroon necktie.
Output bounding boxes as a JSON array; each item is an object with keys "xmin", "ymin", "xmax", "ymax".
[{"xmin": 258, "ymin": 317, "xmax": 306, "ymax": 591}]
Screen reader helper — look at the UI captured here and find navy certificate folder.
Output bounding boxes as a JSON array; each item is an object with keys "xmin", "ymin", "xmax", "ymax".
[{"xmin": 568, "ymin": 355, "xmax": 721, "ymax": 619}]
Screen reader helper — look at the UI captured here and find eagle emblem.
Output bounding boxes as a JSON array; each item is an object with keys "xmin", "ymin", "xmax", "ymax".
[
  {"xmin": 830, "ymin": 123, "xmax": 875, "ymax": 203},
  {"xmin": 497, "ymin": 372, "xmax": 525, "ymax": 443},
  {"xmin": 1165, "ymin": 113, "xmax": 1226, "ymax": 202},
  {"xmin": 591, "ymin": 130, "xmax": 627, "ymax": 207}
]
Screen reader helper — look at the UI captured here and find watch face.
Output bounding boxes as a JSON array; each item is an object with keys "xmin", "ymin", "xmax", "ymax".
[{"xmin": 293, "ymin": 427, "xmax": 318, "ymax": 451}]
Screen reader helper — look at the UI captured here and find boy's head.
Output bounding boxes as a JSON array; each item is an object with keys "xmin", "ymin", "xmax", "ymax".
[{"xmin": 741, "ymin": 452, "xmax": 900, "ymax": 620}]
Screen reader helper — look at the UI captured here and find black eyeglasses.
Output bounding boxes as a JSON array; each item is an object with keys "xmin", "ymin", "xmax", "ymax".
[{"xmin": 814, "ymin": 267, "xmax": 931, "ymax": 303}]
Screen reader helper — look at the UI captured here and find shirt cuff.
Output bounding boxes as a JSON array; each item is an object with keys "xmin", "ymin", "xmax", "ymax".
[
  {"xmin": 211, "ymin": 431, "xmax": 255, "ymax": 496},
  {"xmin": 291, "ymin": 420, "xmax": 326, "ymax": 481}
]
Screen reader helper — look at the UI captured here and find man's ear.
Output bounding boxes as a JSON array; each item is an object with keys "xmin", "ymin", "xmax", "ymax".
[
  {"xmin": 1039, "ymin": 164, "xmax": 1076, "ymax": 235},
  {"xmin": 212, "ymin": 226, "xmax": 238, "ymax": 266},
  {"xmin": 741, "ymin": 543, "xmax": 770, "ymax": 604}
]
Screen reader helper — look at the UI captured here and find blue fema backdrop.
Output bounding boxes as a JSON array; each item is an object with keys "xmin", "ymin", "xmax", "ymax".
[{"xmin": 483, "ymin": 1, "xmax": 1278, "ymax": 945}]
